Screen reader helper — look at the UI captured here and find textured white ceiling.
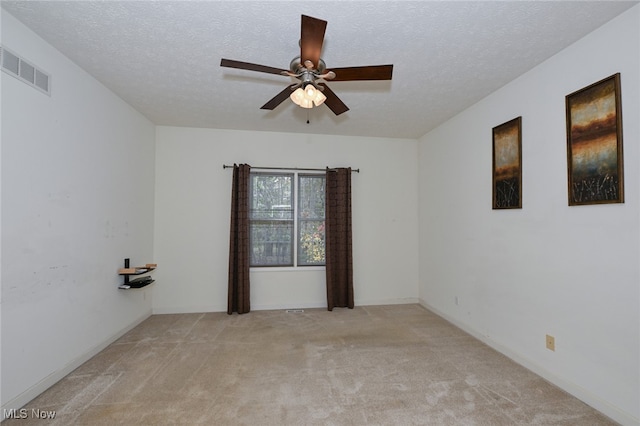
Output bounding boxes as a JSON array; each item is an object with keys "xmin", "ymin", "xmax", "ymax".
[{"xmin": 2, "ymin": 1, "xmax": 637, "ymax": 139}]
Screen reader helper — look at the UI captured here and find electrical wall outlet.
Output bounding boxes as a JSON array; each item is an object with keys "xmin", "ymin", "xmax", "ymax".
[{"xmin": 546, "ymin": 334, "xmax": 555, "ymax": 351}]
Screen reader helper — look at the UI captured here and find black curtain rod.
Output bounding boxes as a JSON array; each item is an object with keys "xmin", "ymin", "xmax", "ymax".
[{"xmin": 223, "ymin": 165, "xmax": 360, "ymax": 173}]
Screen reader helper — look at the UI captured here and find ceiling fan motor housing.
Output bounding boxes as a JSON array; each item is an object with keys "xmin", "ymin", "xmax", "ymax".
[{"xmin": 290, "ymin": 56, "xmax": 326, "ymax": 73}]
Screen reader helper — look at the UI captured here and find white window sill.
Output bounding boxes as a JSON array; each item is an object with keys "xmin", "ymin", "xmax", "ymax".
[{"xmin": 250, "ymin": 266, "xmax": 325, "ymax": 273}]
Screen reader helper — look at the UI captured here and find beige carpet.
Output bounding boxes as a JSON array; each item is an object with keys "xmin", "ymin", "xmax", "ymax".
[{"xmin": 4, "ymin": 304, "xmax": 616, "ymax": 425}]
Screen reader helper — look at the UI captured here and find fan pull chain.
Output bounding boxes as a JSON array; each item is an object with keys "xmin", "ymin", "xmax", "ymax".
[{"xmin": 306, "ymin": 110, "xmax": 310, "ymax": 124}]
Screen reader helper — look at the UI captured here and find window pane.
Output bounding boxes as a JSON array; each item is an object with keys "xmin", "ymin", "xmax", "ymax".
[
  {"xmin": 250, "ymin": 174, "xmax": 293, "ymax": 220},
  {"xmin": 298, "ymin": 220, "xmax": 325, "ymax": 265},
  {"xmin": 250, "ymin": 173, "xmax": 294, "ymax": 266},
  {"xmin": 298, "ymin": 175, "xmax": 325, "ymax": 219},
  {"xmin": 298, "ymin": 175, "xmax": 325, "ymax": 266},
  {"xmin": 250, "ymin": 220, "xmax": 293, "ymax": 266}
]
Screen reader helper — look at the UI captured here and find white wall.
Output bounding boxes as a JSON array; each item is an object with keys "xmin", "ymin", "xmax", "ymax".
[
  {"xmin": 153, "ymin": 127, "xmax": 419, "ymax": 313},
  {"xmin": 418, "ymin": 6, "xmax": 639, "ymax": 425},
  {"xmin": 1, "ymin": 12, "xmax": 156, "ymax": 411},
  {"xmin": 0, "ymin": 8, "xmax": 4, "ymax": 409}
]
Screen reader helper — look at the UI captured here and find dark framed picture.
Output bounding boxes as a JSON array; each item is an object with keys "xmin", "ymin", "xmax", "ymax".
[
  {"xmin": 566, "ymin": 73, "xmax": 624, "ymax": 205},
  {"xmin": 492, "ymin": 116, "xmax": 522, "ymax": 209}
]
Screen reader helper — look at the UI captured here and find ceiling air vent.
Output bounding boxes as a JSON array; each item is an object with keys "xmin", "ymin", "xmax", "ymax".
[{"xmin": 1, "ymin": 45, "xmax": 51, "ymax": 95}]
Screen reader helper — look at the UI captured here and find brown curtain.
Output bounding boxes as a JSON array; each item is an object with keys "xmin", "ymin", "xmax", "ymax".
[
  {"xmin": 227, "ymin": 163, "xmax": 251, "ymax": 314},
  {"xmin": 325, "ymin": 167, "xmax": 354, "ymax": 310}
]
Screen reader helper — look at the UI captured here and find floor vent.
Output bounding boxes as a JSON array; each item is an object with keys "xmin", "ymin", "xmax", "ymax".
[
  {"xmin": 285, "ymin": 309, "xmax": 305, "ymax": 313},
  {"xmin": 1, "ymin": 46, "xmax": 51, "ymax": 95}
]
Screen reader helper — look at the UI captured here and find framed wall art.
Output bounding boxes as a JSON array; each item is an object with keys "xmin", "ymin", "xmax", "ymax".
[
  {"xmin": 492, "ymin": 116, "xmax": 522, "ymax": 209},
  {"xmin": 566, "ymin": 73, "xmax": 624, "ymax": 205}
]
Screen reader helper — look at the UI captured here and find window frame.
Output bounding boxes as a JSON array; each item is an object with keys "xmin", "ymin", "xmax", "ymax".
[{"xmin": 249, "ymin": 170, "xmax": 326, "ymax": 269}]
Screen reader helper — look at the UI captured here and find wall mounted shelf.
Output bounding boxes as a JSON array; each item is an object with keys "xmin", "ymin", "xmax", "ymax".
[{"xmin": 118, "ymin": 258, "xmax": 156, "ymax": 289}]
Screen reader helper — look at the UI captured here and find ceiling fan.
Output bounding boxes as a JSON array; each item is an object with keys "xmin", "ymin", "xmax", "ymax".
[{"xmin": 220, "ymin": 15, "xmax": 393, "ymax": 116}]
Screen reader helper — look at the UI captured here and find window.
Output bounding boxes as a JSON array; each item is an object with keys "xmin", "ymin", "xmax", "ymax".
[{"xmin": 249, "ymin": 172, "xmax": 325, "ymax": 267}]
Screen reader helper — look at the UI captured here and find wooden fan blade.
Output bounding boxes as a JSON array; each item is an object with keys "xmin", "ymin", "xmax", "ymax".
[
  {"xmin": 329, "ymin": 65, "xmax": 394, "ymax": 81},
  {"xmin": 221, "ymin": 59, "xmax": 288, "ymax": 76},
  {"xmin": 319, "ymin": 83, "xmax": 349, "ymax": 116},
  {"xmin": 300, "ymin": 15, "xmax": 327, "ymax": 70},
  {"xmin": 261, "ymin": 85, "xmax": 295, "ymax": 110}
]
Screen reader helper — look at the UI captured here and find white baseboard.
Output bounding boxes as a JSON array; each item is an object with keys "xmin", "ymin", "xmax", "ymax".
[
  {"xmin": 251, "ymin": 299, "xmax": 419, "ymax": 311},
  {"xmin": 357, "ymin": 297, "xmax": 420, "ymax": 306},
  {"xmin": 418, "ymin": 299, "xmax": 638, "ymax": 426},
  {"xmin": 152, "ymin": 298, "xmax": 420, "ymax": 315},
  {"xmin": 152, "ymin": 304, "xmax": 226, "ymax": 314},
  {"xmin": 154, "ymin": 302, "xmax": 328, "ymax": 314},
  {"xmin": 1, "ymin": 309, "xmax": 152, "ymax": 420}
]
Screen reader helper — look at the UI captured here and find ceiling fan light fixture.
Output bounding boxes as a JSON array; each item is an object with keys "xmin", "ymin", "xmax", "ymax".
[
  {"xmin": 290, "ymin": 87, "xmax": 312, "ymax": 108},
  {"xmin": 312, "ymin": 88, "xmax": 326, "ymax": 106},
  {"xmin": 290, "ymin": 83, "xmax": 326, "ymax": 108},
  {"xmin": 305, "ymin": 84, "xmax": 316, "ymax": 97}
]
